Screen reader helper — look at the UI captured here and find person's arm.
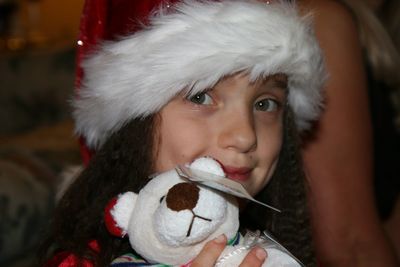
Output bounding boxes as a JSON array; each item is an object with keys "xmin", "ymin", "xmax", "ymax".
[{"xmin": 299, "ymin": 1, "xmax": 398, "ymax": 266}]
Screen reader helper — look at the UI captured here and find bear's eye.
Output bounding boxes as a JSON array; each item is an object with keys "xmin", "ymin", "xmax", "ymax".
[{"xmin": 159, "ymin": 196, "xmax": 165, "ymax": 203}]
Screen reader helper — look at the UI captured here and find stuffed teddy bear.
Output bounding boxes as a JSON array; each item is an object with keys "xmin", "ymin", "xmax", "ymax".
[{"xmin": 105, "ymin": 157, "xmax": 302, "ymax": 267}]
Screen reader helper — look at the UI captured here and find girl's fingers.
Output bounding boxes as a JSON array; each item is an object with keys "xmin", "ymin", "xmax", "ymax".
[
  {"xmin": 238, "ymin": 246, "xmax": 268, "ymax": 267},
  {"xmin": 191, "ymin": 234, "xmax": 227, "ymax": 267}
]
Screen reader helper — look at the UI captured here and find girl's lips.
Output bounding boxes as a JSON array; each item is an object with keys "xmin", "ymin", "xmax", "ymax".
[{"xmin": 221, "ymin": 165, "xmax": 252, "ymax": 182}]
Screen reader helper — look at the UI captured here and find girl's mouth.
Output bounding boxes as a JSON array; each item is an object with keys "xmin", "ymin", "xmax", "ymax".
[{"xmin": 221, "ymin": 165, "xmax": 252, "ymax": 182}]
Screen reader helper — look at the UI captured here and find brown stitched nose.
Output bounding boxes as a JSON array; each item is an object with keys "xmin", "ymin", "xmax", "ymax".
[{"xmin": 166, "ymin": 182, "xmax": 199, "ymax": 211}]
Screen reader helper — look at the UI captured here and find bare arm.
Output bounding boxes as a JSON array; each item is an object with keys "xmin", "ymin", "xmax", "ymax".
[{"xmin": 299, "ymin": 0, "xmax": 398, "ymax": 266}]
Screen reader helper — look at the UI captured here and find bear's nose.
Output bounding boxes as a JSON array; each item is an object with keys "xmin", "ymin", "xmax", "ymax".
[{"xmin": 166, "ymin": 182, "xmax": 199, "ymax": 211}]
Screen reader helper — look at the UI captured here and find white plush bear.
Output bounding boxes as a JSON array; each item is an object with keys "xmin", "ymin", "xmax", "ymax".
[{"xmin": 105, "ymin": 157, "xmax": 302, "ymax": 267}]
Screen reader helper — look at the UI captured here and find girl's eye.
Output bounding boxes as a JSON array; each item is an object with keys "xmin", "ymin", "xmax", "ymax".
[
  {"xmin": 254, "ymin": 98, "xmax": 279, "ymax": 112},
  {"xmin": 188, "ymin": 92, "xmax": 214, "ymax": 105}
]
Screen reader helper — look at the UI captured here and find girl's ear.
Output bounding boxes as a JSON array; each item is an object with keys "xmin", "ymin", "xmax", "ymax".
[{"xmin": 104, "ymin": 192, "xmax": 138, "ymax": 237}]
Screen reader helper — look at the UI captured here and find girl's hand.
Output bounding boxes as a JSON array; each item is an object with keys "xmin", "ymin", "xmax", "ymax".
[{"xmin": 190, "ymin": 234, "xmax": 267, "ymax": 267}]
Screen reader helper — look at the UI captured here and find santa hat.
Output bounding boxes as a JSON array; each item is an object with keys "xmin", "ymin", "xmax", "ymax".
[{"xmin": 74, "ymin": 0, "xmax": 326, "ymax": 154}]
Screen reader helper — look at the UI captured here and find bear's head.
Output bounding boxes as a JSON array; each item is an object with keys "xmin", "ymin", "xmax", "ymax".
[{"xmin": 105, "ymin": 157, "xmax": 239, "ymax": 265}]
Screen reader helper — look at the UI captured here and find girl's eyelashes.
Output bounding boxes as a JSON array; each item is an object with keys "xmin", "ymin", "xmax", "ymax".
[
  {"xmin": 254, "ymin": 98, "xmax": 281, "ymax": 112},
  {"xmin": 188, "ymin": 92, "xmax": 214, "ymax": 105}
]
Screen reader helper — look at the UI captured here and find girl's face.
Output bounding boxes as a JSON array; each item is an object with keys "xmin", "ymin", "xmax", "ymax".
[{"xmin": 154, "ymin": 73, "xmax": 287, "ymax": 196}]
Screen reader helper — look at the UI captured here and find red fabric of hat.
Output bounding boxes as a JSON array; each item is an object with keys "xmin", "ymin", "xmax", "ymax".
[{"xmin": 75, "ymin": 0, "xmax": 178, "ymax": 165}]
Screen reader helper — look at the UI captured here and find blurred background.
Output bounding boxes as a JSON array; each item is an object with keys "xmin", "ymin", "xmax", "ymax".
[{"xmin": 0, "ymin": 0, "xmax": 83, "ymax": 266}]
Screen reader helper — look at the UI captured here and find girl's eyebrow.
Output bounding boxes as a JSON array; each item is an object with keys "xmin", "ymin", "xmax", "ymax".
[
  {"xmin": 260, "ymin": 76, "xmax": 288, "ymax": 92},
  {"xmin": 270, "ymin": 79, "xmax": 288, "ymax": 89}
]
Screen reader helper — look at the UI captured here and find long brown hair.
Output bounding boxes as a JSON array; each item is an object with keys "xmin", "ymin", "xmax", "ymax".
[{"xmin": 38, "ymin": 116, "xmax": 157, "ymax": 266}]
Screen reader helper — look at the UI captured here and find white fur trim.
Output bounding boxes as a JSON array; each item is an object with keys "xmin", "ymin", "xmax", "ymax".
[{"xmin": 74, "ymin": 0, "xmax": 326, "ymax": 148}]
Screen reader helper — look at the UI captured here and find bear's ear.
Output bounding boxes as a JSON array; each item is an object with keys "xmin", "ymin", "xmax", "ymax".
[{"xmin": 104, "ymin": 192, "xmax": 137, "ymax": 237}]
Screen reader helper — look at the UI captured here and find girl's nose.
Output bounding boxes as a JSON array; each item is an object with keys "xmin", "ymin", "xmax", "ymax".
[{"xmin": 217, "ymin": 111, "xmax": 257, "ymax": 153}]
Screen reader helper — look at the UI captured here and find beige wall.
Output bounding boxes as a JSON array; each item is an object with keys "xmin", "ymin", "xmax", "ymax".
[{"xmin": 41, "ymin": 0, "xmax": 84, "ymax": 40}]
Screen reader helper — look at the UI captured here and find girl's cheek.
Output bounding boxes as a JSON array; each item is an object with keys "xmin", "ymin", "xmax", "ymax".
[
  {"xmin": 255, "ymin": 107, "xmax": 284, "ymax": 125},
  {"xmin": 154, "ymin": 120, "xmax": 213, "ymax": 172}
]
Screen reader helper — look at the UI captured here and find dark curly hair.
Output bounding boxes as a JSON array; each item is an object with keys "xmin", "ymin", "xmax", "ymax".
[
  {"xmin": 38, "ymin": 115, "xmax": 158, "ymax": 266},
  {"xmin": 38, "ymin": 109, "xmax": 315, "ymax": 266}
]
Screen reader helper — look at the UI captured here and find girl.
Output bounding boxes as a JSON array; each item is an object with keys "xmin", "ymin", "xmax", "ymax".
[{"xmin": 39, "ymin": 0, "xmax": 325, "ymax": 266}]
